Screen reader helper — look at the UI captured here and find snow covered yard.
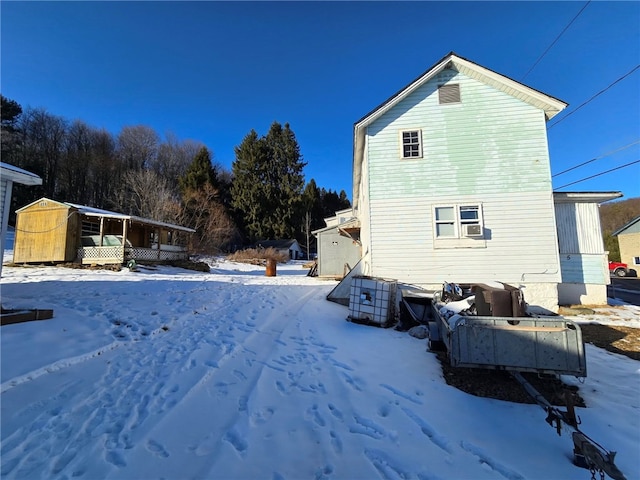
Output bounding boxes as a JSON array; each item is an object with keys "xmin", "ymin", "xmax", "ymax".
[{"xmin": 1, "ymin": 259, "xmax": 639, "ymax": 480}]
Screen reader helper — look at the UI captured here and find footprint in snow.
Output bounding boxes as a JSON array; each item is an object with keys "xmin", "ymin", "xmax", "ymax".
[{"xmin": 146, "ymin": 439, "xmax": 169, "ymax": 458}]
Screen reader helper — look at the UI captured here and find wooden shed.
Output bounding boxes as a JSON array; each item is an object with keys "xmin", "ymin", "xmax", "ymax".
[{"xmin": 13, "ymin": 198, "xmax": 195, "ymax": 265}]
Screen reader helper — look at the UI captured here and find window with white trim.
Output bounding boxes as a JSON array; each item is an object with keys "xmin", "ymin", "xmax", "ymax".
[
  {"xmin": 400, "ymin": 129, "xmax": 422, "ymax": 159},
  {"xmin": 434, "ymin": 204, "xmax": 483, "ymax": 239},
  {"xmin": 634, "ymin": 256, "xmax": 640, "ymax": 265}
]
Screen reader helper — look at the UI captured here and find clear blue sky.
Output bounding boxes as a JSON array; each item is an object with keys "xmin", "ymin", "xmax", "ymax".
[{"xmin": 2, "ymin": 1, "xmax": 639, "ymax": 200}]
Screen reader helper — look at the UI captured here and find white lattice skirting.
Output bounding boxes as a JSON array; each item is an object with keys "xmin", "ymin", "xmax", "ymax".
[{"xmin": 77, "ymin": 247, "xmax": 187, "ymax": 264}]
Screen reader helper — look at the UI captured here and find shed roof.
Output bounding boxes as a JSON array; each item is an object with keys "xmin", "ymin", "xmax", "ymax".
[
  {"xmin": 1, "ymin": 162, "xmax": 42, "ymax": 186},
  {"xmin": 553, "ymin": 192, "xmax": 622, "ymax": 204},
  {"xmin": 17, "ymin": 198, "xmax": 195, "ymax": 233},
  {"xmin": 352, "ymin": 52, "xmax": 568, "ymax": 209},
  {"xmin": 612, "ymin": 216, "xmax": 640, "ymax": 236}
]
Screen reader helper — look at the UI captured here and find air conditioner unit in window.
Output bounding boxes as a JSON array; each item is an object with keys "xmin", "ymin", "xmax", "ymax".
[{"xmin": 463, "ymin": 224, "xmax": 483, "ymax": 237}]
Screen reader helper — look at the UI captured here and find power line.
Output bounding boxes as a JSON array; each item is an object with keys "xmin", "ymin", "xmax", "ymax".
[
  {"xmin": 552, "ymin": 140, "xmax": 640, "ymax": 177},
  {"xmin": 521, "ymin": 1, "xmax": 591, "ymax": 81},
  {"xmin": 548, "ymin": 64, "xmax": 640, "ymax": 130},
  {"xmin": 554, "ymin": 159, "xmax": 640, "ymax": 190}
]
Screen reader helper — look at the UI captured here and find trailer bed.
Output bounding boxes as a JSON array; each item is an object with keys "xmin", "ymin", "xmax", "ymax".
[{"xmin": 433, "ymin": 304, "xmax": 586, "ymax": 377}]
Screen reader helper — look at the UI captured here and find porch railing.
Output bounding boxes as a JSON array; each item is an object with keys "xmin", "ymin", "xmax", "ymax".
[{"xmin": 77, "ymin": 246, "xmax": 188, "ymax": 265}]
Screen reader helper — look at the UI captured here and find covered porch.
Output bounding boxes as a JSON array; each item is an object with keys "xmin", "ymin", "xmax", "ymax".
[{"xmin": 73, "ymin": 204, "xmax": 195, "ymax": 265}]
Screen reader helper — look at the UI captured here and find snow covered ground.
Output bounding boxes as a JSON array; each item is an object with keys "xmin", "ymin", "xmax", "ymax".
[{"xmin": 1, "ymin": 252, "xmax": 639, "ymax": 480}]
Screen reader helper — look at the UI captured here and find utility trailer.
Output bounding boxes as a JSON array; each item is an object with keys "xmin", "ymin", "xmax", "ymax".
[
  {"xmin": 399, "ymin": 283, "xmax": 627, "ymax": 479},
  {"xmin": 400, "ymin": 283, "xmax": 586, "ymax": 378}
]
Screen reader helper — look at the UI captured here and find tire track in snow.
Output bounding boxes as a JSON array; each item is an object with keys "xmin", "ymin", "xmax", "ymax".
[
  {"xmin": 459, "ymin": 441, "xmax": 526, "ymax": 480},
  {"xmin": 113, "ymin": 286, "xmax": 325, "ymax": 479},
  {"xmin": 0, "ymin": 281, "xmax": 262, "ymax": 479}
]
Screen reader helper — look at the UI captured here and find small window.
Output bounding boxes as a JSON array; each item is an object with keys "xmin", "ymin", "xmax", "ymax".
[
  {"xmin": 400, "ymin": 129, "xmax": 422, "ymax": 159},
  {"xmin": 438, "ymin": 84, "xmax": 461, "ymax": 104},
  {"xmin": 634, "ymin": 257, "xmax": 640, "ymax": 265},
  {"xmin": 433, "ymin": 204, "xmax": 483, "ymax": 239}
]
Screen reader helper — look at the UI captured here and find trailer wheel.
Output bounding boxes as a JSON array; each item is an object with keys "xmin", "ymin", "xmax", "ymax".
[{"xmin": 428, "ymin": 339, "xmax": 446, "ymax": 352}]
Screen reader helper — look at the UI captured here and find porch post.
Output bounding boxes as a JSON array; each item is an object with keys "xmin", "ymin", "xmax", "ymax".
[
  {"xmin": 122, "ymin": 220, "xmax": 129, "ymax": 262},
  {"xmin": 99, "ymin": 216, "xmax": 105, "ymax": 246},
  {"xmin": 157, "ymin": 228, "xmax": 161, "ymax": 259}
]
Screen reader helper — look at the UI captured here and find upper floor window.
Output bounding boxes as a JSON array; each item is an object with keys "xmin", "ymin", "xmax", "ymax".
[
  {"xmin": 438, "ymin": 84, "xmax": 461, "ymax": 104},
  {"xmin": 400, "ymin": 129, "xmax": 422, "ymax": 159}
]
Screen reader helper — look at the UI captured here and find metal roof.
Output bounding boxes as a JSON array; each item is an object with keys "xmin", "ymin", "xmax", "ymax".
[
  {"xmin": 0, "ymin": 162, "xmax": 42, "ymax": 186},
  {"xmin": 17, "ymin": 197, "xmax": 195, "ymax": 233}
]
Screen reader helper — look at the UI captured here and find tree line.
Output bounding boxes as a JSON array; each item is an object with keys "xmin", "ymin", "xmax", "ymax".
[{"xmin": 1, "ymin": 94, "xmax": 351, "ymax": 254}]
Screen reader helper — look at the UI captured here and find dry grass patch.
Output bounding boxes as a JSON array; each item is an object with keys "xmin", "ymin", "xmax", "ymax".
[{"xmin": 226, "ymin": 247, "xmax": 289, "ymax": 265}]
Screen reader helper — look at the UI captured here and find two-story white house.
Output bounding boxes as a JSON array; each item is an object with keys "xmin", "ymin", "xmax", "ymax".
[{"xmin": 349, "ymin": 52, "xmax": 572, "ymax": 312}]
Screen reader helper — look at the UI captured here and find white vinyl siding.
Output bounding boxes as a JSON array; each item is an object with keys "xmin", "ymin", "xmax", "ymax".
[
  {"xmin": 359, "ymin": 68, "xmax": 561, "ymax": 299},
  {"xmin": 0, "ymin": 179, "xmax": 8, "ymax": 234},
  {"xmin": 366, "ymin": 70, "xmax": 552, "ymax": 200},
  {"xmin": 366, "ymin": 191, "xmax": 560, "ymax": 285}
]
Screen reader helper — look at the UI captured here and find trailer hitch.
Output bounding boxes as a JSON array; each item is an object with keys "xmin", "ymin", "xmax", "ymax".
[{"xmin": 510, "ymin": 372, "xmax": 626, "ymax": 480}]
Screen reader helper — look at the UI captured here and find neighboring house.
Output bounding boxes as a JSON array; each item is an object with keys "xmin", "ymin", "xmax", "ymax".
[
  {"xmin": 255, "ymin": 239, "xmax": 303, "ymax": 260},
  {"xmin": 0, "ymin": 163, "xmax": 42, "ymax": 277},
  {"xmin": 13, "ymin": 198, "xmax": 195, "ymax": 265},
  {"xmin": 613, "ymin": 215, "xmax": 640, "ymax": 272},
  {"xmin": 313, "ymin": 208, "xmax": 362, "ymax": 278},
  {"xmin": 347, "ymin": 52, "xmax": 573, "ymax": 313},
  {"xmin": 554, "ymin": 192, "xmax": 622, "ymax": 305}
]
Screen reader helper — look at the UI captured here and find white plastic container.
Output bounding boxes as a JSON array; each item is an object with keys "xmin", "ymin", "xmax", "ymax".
[{"xmin": 348, "ymin": 276, "xmax": 397, "ymax": 327}]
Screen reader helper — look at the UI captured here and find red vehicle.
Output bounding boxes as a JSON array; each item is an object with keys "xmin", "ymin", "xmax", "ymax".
[{"xmin": 609, "ymin": 261, "xmax": 629, "ymax": 277}]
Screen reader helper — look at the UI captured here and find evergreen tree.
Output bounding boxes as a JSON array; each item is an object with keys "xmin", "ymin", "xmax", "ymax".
[
  {"xmin": 302, "ymin": 179, "xmax": 325, "ymax": 232},
  {"xmin": 321, "ymin": 188, "xmax": 351, "ymax": 219},
  {"xmin": 231, "ymin": 122, "xmax": 306, "ymax": 242},
  {"xmin": 1, "ymin": 94, "xmax": 23, "ymax": 167},
  {"xmin": 179, "ymin": 146, "xmax": 236, "ymax": 253},
  {"xmin": 179, "ymin": 146, "xmax": 217, "ymax": 194}
]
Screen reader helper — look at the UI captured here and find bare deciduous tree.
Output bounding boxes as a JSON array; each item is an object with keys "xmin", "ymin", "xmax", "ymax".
[
  {"xmin": 119, "ymin": 169, "xmax": 180, "ymax": 222},
  {"xmin": 116, "ymin": 125, "xmax": 159, "ymax": 171},
  {"xmin": 152, "ymin": 133, "xmax": 203, "ymax": 189},
  {"xmin": 180, "ymin": 183, "xmax": 239, "ymax": 254}
]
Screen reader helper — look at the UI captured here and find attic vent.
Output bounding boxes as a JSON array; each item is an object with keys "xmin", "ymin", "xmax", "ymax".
[{"xmin": 438, "ymin": 84, "xmax": 461, "ymax": 104}]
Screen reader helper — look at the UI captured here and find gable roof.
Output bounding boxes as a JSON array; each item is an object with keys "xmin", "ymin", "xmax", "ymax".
[
  {"xmin": 612, "ymin": 215, "xmax": 640, "ymax": 236},
  {"xmin": 352, "ymin": 52, "xmax": 569, "ymax": 209}
]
